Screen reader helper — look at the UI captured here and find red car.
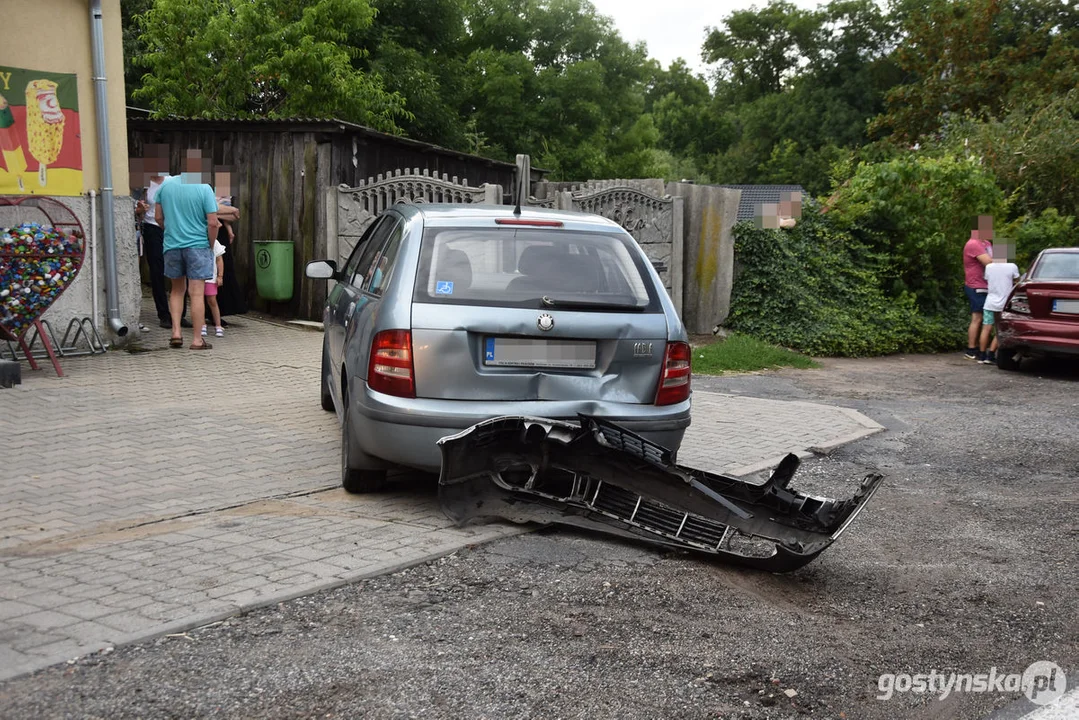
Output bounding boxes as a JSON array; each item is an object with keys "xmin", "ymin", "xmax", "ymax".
[{"xmin": 996, "ymin": 247, "xmax": 1079, "ymax": 370}]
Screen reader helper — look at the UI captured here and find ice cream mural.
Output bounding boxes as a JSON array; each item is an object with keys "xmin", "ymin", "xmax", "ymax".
[{"xmin": 0, "ymin": 66, "xmax": 82, "ymax": 196}]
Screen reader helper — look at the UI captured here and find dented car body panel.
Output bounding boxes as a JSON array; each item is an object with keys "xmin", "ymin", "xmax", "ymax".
[{"xmin": 438, "ymin": 416, "xmax": 884, "ymax": 572}]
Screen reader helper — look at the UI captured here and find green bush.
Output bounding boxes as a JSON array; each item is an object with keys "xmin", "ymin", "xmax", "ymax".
[
  {"xmin": 827, "ymin": 152, "xmax": 1004, "ymax": 314},
  {"xmin": 727, "ymin": 210, "xmax": 965, "ymax": 357},
  {"xmin": 1004, "ymin": 209, "xmax": 1078, "ymax": 271}
]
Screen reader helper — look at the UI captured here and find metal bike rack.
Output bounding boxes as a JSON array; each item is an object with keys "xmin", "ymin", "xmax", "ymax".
[{"xmin": 1, "ymin": 317, "xmax": 108, "ymax": 361}]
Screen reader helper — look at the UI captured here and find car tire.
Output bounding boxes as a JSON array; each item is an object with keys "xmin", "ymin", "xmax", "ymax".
[
  {"xmin": 320, "ymin": 343, "xmax": 335, "ymax": 412},
  {"xmin": 341, "ymin": 384, "xmax": 388, "ymax": 494},
  {"xmin": 996, "ymin": 348, "xmax": 1020, "ymax": 371}
]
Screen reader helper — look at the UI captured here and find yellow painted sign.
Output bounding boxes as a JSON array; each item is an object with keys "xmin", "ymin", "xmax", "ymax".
[{"xmin": 0, "ymin": 66, "xmax": 82, "ymax": 196}]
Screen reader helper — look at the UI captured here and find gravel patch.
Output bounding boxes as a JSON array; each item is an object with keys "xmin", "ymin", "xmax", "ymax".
[{"xmin": 1, "ymin": 353, "xmax": 1076, "ymax": 719}]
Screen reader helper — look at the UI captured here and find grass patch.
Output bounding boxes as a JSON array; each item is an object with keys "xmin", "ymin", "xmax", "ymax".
[{"xmin": 692, "ymin": 333, "xmax": 820, "ymax": 375}]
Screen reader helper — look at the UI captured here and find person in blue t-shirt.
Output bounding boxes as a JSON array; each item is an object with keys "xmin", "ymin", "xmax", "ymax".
[{"xmin": 154, "ymin": 155, "xmax": 221, "ymax": 350}]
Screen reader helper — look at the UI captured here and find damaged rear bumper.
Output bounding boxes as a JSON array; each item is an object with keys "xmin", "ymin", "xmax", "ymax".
[{"xmin": 437, "ymin": 416, "xmax": 884, "ymax": 573}]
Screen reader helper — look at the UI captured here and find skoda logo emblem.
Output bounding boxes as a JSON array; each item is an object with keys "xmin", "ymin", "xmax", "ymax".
[{"xmin": 537, "ymin": 313, "xmax": 555, "ymax": 331}]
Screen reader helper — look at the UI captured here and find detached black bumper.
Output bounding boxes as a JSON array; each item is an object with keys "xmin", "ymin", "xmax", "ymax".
[{"xmin": 437, "ymin": 416, "xmax": 884, "ymax": 573}]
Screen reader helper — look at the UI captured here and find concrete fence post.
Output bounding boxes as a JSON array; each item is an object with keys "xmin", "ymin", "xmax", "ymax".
[
  {"xmin": 325, "ymin": 186, "xmax": 339, "ymax": 277},
  {"xmin": 668, "ymin": 183, "xmax": 740, "ymax": 334},
  {"xmin": 671, "ymin": 195, "xmax": 684, "ymax": 318}
]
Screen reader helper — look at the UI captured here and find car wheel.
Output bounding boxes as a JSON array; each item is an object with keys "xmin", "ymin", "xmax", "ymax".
[
  {"xmin": 341, "ymin": 384, "xmax": 388, "ymax": 493},
  {"xmin": 320, "ymin": 343, "xmax": 335, "ymax": 412},
  {"xmin": 996, "ymin": 348, "xmax": 1020, "ymax": 371}
]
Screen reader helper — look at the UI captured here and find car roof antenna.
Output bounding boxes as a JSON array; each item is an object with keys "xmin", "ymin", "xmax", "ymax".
[{"xmin": 513, "ymin": 154, "xmax": 529, "ymax": 216}]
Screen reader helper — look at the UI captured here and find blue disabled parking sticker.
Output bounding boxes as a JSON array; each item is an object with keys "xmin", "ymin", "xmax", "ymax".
[{"xmin": 435, "ymin": 280, "xmax": 454, "ymax": 295}]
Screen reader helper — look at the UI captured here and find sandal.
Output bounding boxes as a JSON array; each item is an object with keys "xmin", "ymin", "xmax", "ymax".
[
  {"xmin": 189, "ymin": 341, "xmax": 213, "ymax": 350},
  {"xmin": 169, "ymin": 337, "xmax": 183, "ymax": 348}
]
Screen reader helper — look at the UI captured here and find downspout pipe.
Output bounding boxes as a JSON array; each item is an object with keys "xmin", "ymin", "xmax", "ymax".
[{"xmin": 89, "ymin": 0, "xmax": 127, "ymax": 337}]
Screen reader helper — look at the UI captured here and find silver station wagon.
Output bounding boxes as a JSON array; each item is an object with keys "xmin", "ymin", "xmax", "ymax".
[{"xmin": 306, "ymin": 204, "xmax": 692, "ymax": 492}]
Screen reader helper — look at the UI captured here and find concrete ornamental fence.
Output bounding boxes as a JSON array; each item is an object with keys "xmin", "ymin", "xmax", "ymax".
[{"xmin": 328, "ymin": 157, "xmax": 742, "ymax": 333}]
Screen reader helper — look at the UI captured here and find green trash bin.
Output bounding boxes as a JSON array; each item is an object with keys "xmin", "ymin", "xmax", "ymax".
[{"xmin": 253, "ymin": 240, "xmax": 294, "ymax": 302}]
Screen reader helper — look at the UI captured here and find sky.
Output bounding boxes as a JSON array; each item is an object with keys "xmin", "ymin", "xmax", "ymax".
[{"xmin": 589, "ymin": 0, "xmax": 824, "ymax": 78}]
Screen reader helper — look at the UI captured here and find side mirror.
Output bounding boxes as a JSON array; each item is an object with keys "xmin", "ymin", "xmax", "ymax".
[{"xmin": 306, "ymin": 260, "xmax": 338, "ymax": 280}]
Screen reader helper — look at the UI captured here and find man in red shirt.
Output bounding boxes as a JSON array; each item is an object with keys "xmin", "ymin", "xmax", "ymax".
[{"xmin": 962, "ymin": 216, "xmax": 994, "ymax": 360}]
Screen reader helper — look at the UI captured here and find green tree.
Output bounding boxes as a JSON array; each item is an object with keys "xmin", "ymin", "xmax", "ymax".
[
  {"xmin": 358, "ymin": 0, "xmax": 471, "ymax": 148},
  {"xmin": 872, "ymin": 0, "xmax": 1079, "ymax": 142},
  {"xmin": 133, "ymin": 0, "xmax": 407, "ymax": 131},
  {"xmin": 121, "ymin": 0, "xmax": 154, "ymax": 104},
  {"xmin": 756, "ymin": 139, "xmax": 850, "ymax": 196},
  {"xmin": 702, "ymin": 0, "xmax": 899, "ymax": 188},
  {"xmin": 937, "ymin": 91, "xmax": 1079, "ymax": 217},
  {"xmin": 703, "ymin": 1, "xmax": 820, "ymax": 102},
  {"xmin": 651, "ymin": 92, "xmax": 734, "ymax": 160},
  {"xmin": 645, "ymin": 60, "xmax": 729, "ymax": 165},
  {"xmin": 461, "ymin": 48, "xmax": 539, "ymax": 160},
  {"xmin": 645, "ymin": 59, "xmax": 710, "ymax": 112},
  {"xmin": 459, "ymin": 0, "xmax": 533, "ymax": 54},
  {"xmin": 457, "ymin": 0, "xmax": 657, "ymax": 179}
]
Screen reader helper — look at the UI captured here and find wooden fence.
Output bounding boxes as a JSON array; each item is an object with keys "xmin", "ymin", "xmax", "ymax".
[{"xmin": 128, "ymin": 118, "xmax": 526, "ymax": 320}]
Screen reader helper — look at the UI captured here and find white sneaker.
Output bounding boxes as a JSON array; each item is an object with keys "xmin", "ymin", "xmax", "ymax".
[
  {"xmin": 200, "ymin": 325, "xmax": 207, "ymax": 337},
  {"xmin": 215, "ymin": 326, "xmax": 224, "ymax": 337}
]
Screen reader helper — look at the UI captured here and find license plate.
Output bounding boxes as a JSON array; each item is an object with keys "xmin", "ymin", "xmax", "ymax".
[
  {"xmin": 1053, "ymin": 299, "xmax": 1079, "ymax": 314},
  {"xmin": 484, "ymin": 337, "xmax": 596, "ymax": 369}
]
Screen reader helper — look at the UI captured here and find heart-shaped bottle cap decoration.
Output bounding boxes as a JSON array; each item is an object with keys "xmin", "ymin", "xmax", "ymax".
[{"xmin": 0, "ymin": 222, "xmax": 84, "ymax": 340}]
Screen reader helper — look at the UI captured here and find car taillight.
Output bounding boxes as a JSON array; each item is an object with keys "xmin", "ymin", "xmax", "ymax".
[
  {"xmin": 1006, "ymin": 292, "xmax": 1030, "ymax": 314},
  {"xmin": 655, "ymin": 341, "xmax": 691, "ymax": 406},
  {"xmin": 368, "ymin": 330, "xmax": 415, "ymax": 398}
]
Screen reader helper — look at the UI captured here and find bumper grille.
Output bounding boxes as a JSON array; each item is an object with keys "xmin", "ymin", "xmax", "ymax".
[{"xmin": 588, "ymin": 480, "xmax": 732, "ymax": 551}]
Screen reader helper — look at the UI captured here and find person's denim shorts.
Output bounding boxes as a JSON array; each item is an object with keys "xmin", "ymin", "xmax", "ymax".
[
  {"xmin": 164, "ymin": 246, "xmax": 214, "ymax": 281},
  {"xmin": 964, "ymin": 285, "xmax": 988, "ymax": 313}
]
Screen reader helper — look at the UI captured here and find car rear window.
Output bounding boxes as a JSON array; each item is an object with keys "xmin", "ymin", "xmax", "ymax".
[
  {"xmin": 413, "ymin": 227, "xmax": 660, "ymax": 310},
  {"xmin": 1031, "ymin": 252, "xmax": 1079, "ymax": 280}
]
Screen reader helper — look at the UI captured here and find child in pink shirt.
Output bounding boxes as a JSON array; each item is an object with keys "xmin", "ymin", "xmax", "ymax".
[{"xmin": 202, "ymin": 239, "xmax": 227, "ymax": 338}]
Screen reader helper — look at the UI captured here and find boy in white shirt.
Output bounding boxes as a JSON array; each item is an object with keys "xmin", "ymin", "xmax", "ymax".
[{"xmin": 979, "ymin": 241, "xmax": 1020, "ymax": 364}]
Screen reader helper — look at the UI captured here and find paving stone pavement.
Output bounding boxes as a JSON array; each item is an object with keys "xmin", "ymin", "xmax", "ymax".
[{"xmin": 0, "ymin": 310, "xmax": 882, "ymax": 682}]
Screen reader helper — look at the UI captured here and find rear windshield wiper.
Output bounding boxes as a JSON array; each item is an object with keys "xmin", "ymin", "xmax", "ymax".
[{"xmin": 540, "ymin": 295, "xmax": 646, "ymax": 311}]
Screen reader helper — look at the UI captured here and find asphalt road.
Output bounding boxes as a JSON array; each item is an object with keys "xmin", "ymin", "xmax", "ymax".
[{"xmin": 1, "ymin": 353, "xmax": 1076, "ymax": 720}]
